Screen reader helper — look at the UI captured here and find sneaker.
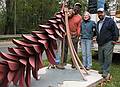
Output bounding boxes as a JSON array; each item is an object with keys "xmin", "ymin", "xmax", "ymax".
[
  {"xmin": 80, "ymin": 67, "xmax": 83, "ymax": 69},
  {"xmin": 56, "ymin": 64, "xmax": 65, "ymax": 69},
  {"xmin": 62, "ymin": 63, "xmax": 67, "ymax": 66},
  {"xmin": 80, "ymin": 66, "xmax": 86, "ymax": 69},
  {"xmin": 51, "ymin": 65, "xmax": 55, "ymax": 69},
  {"xmin": 102, "ymin": 73, "xmax": 112, "ymax": 82},
  {"xmin": 86, "ymin": 67, "xmax": 91, "ymax": 70},
  {"xmin": 71, "ymin": 65, "xmax": 76, "ymax": 68},
  {"xmin": 47, "ymin": 64, "xmax": 55, "ymax": 69},
  {"xmin": 102, "ymin": 73, "xmax": 110, "ymax": 78},
  {"xmin": 98, "ymin": 71, "xmax": 103, "ymax": 74}
]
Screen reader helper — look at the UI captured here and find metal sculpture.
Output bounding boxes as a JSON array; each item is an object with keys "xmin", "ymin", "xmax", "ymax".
[
  {"xmin": 0, "ymin": 1, "xmax": 88, "ymax": 87},
  {"xmin": 0, "ymin": 12, "xmax": 64, "ymax": 87}
]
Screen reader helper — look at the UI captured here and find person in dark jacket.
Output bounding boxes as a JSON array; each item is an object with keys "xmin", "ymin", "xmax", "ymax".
[
  {"xmin": 96, "ymin": 8, "xmax": 119, "ymax": 79},
  {"xmin": 80, "ymin": 11, "xmax": 96, "ymax": 70}
]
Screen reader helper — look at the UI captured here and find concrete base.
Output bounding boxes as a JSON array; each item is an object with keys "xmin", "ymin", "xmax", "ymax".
[{"xmin": 30, "ymin": 64, "xmax": 103, "ymax": 87}]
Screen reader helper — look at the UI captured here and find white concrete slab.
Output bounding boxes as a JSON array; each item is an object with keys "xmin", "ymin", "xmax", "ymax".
[{"xmin": 30, "ymin": 64, "xmax": 103, "ymax": 87}]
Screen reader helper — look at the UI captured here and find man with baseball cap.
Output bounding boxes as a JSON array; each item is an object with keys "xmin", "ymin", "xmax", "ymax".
[
  {"xmin": 97, "ymin": 8, "xmax": 104, "ymax": 12},
  {"xmin": 56, "ymin": 2, "xmax": 82, "ymax": 69},
  {"xmin": 74, "ymin": 2, "xmax": 82, "ymax": 8},
  {"xmin": 95, "ymin": 8, "xmax": 119, "ymax": 79}
]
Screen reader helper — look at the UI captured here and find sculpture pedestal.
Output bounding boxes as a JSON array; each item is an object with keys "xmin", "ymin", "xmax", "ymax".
[
  {"xmin": 10, "ymin": 64, "xmax": 103, "ymax": 87},
  {"xmin": 30, "ymin": 64, "xmax": 103, "ymax": 87}
]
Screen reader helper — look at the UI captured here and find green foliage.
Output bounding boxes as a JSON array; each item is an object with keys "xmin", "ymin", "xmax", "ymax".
[
  {"xmin": 16, "ymin": 0, "xmax": 60, "ymax": 34},
  {"xmin": 0, "ymin": 0, "xmax": 87, "ymax": 34},
  {"xmin": 0, "ymin": 11, "xmax": 6, "ymax": 34},
  {"xmin": 0, "ymin": 0, "xmax": 6, "ymax": 34},
  {"xmin": 94, "ymin": 60, "xmax": 120, "ymax": 87}
]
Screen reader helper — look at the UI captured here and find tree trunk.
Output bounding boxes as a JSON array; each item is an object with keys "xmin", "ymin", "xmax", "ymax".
[{"xmin": 4, "ymin": 0, "xmax": 14, "ymax": 34}]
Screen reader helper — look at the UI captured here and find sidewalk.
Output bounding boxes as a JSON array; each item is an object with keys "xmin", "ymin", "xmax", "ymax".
[{"xmin": 0, "ymin": 34, "xmax": 21, "ymax": 38}]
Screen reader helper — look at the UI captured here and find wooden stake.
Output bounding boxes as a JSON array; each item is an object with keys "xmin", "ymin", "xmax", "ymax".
[
  {"xmin": 71, "ymin": 41, "xmax": 89, "ymax": 74},
  {"xmin": 64, "ymin": 7, "xmax": 87, "ymax": 81}
]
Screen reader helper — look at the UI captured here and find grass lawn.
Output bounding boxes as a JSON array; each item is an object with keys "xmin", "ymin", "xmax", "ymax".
[
  {"xmin": 92, "ymin": 52, "xmax": 120, "ymax": 87},
  {"xmin": 93, "ymin": 59, "xmax": 120, "ymax": 87}
]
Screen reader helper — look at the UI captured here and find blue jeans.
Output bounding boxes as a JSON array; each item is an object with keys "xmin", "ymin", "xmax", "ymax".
[
  {"xmin": 81, "ymin": 39, "xmax": 92, "ymax": 68},
  {"xmin": 98, "ymin": 41, "xmax": 114, "ymax": 76},
  {"xmin": 55, "ymin": 39, "xmax": 61, "ymax": 64}
]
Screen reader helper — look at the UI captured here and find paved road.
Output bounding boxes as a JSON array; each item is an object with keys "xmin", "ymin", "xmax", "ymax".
[
  {"xmin": 0, "ymin": 41, "xmax": 15, "ymax": 53},
  {"xmin": 0, "ymin": 41, "xmax": 47, "ymax": 60},
  {"xmin": 0, "ymin": 41, "xmax": 15, "ymax": 61}
]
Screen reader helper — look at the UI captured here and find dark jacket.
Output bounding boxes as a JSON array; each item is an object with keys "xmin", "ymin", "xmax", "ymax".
[{"xmin": 96, "ymin": 17, "xmax": 119, "ymax": 46}]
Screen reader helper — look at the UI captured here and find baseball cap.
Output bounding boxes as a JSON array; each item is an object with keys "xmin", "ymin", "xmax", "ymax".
[
  {"xmin": 74, "ymin": 3, "xmax": 82, "ymax": 8},
  {"xmin": 97, "ymin": 8, "xmax": 104, "ymax": 12}
]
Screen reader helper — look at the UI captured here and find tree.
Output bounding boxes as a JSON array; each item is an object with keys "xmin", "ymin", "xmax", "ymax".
[
  {"xmin": 0, "ymin": 0, "xmax": 87, "ymax": 34},
  {"xmin": 4, "ymin": 0, "xmax": 15, "ymax": 34},
  {"xmin": 0, "ymin": 0, "xmax": 6, "ymax": 34}
]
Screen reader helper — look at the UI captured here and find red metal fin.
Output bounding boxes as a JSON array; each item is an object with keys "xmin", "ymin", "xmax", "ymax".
[
  {"xmin": 56, "ymin": 19, "xmax": 62, "ymax": 22},
  {"xmin": 12, "ymin": 39, "xmax": 32, "ymax": 47},
  {"xmin": 32, "ymin": 68, "xmax": 39, "ymax": 80},
  {"xmin": 38, "ymin": 53, "xmax": 44, "ymax": 68},
  {"xmin": 0, "ymin": 63, "xmax": 8, "ymax": 72},
  {"xmin": 39, "ymin": 24, "xmax": 51, "ymax": 29},
  {"xmin": 19, "ymin": 68, "xmax": 25, "ymax": 87},
  {"xmin": 0, "ymin": 52, "xmax": 18, "ymax": 61},
  {"xmin": 8, "ymin": 47, "xmax": 29, "ymax": 57},
  {"xmin": 24, "ymin": 47, "xmax": 34, "ymax": 55},
  {"xmin": 7, "ymin": 61, "xmax": 19, "ymax": 71},
  {"xmin": 45, "ymin": 28, "xmax": 55, "ymax": 34},
  {"xmin": 32, "ymin": 31, "xmax": 46, "ymax": 34},
  {"xmin": 22, "ymin": 35, "xmax": 38, "ymax": 43},
  {"xmin": 7, "ymin": 71, "xmax": 16, "ymax": 82},
  {"xmin": 29, "ymin": 56, "xmax": 35, "ymax": 69},
  {"xmin": 13, "ymin": 70, "xmax": 20, "ymax": 86},
  {"xmin": 0, "ymin": 72, "xmax": 4, "ymax": 80},
  {"xmin": 59, "ymin": 24, "xmax": 65, "ymax": 33},
  {"xmin": 55, "ymin": 29, "xmax": 63, "ymax": 38},
  {"xmin": 19, "ymin": 59, "xmax": 27, "ymax": 65},
  {"xmin": 45, "ymin": 49, "xmax": 56, "ymax": 65},
  {"xmin": 1, "ymin": 78, "xmax": 9, "ymax": 87},
  {"xmin": 25, "ymin": 65, "xmax": 31, "ymax": 87},
  {"xmin": 36, "ymin": 33, "xmax": 48, "ymax": 40},
  {"xmin": 50, "ymin": 40, "xmax": 57, "ymax": 50},
  {"xmin": 33, "ymin": 45, "xmax": 42, "ymax": 53},
  {"xmin": 52, "ymin": 24, "xmax": 59, "ymax": 29},
  {"xmin": 48, "ymin": 19, "xmax": 57, "ymax": 24},
  {"xmin": 48, "ymin": 35, "xmax": 57, "ymax": 40},
  {"xmin": 38, "ymin": 40, "xmax": 48, "ymax": 49},
  {"xmin": 55, "ymin": 14, "xmax": 63, "ymax": 18},
  {"xmin": 8, "ymin": 47, "xmax": 16, "ymax": 54}
]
